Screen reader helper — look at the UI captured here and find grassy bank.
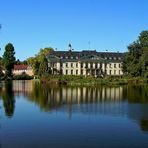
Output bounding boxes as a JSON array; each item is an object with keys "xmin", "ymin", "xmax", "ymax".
[{"xmin": 40, "ymin": 75, "xmax": 148, "ymax": 86}]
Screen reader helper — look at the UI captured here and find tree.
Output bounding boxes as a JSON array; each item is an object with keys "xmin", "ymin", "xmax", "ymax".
[
  {"xmin": 27, "ymin": 47, "xmax": 53, "ymax": 76},
  {"xmin": 140, "ymin": 47, "xmax": 148, "ymax": 77},
  {"xmin": 38, "ymin": 56, "xmax": 48, "ymax": 77},
  {"xmin": 37, "ymin": 47, "xmax": 53, "ymax": 59},
  {"xmin": 123, "ymin": 31, "xmax": 148, "ymax": 77},
  {"xmin": 3, "ymin": 43, "xmax": 16, "ymax": 79}
]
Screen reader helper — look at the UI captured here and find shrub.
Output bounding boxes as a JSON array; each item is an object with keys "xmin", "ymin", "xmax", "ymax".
[{"xmin": 13, "ymin": 74, "xmax": 33, "ymax": 80}]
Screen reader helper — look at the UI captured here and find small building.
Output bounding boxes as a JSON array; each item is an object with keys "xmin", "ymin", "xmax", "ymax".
[
  {"xmin": 46, "ymin": 50, "xmax": 124, "ymax": 77},
  {"xmin": 13, "ymin": 65, "xmax": 33, "ymax": 76}
]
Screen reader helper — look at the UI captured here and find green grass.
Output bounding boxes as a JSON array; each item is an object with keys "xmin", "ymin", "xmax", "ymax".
[{"xmin": 39, "ymin": 75, "xmax": 148, "ymax": 86}]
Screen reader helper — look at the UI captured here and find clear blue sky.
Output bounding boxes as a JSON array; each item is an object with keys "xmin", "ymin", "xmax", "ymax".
[{"xmin": 0, "ymin": 0, "xmax": 148, "ymax": 60}]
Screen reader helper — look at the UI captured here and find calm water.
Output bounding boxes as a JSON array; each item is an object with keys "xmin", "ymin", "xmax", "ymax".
[{"xmin": 0, "ymin": 80, "xmax": 148, "ymax": 148}]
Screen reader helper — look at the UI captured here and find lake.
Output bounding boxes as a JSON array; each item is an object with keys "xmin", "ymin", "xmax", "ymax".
[{"xmin": 0, "ymin": 80, "xmax": 148, "ymax": 148}]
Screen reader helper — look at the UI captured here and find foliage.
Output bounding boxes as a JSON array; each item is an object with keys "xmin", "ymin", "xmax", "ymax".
[
  {"xmin": 0, "ymin": 57, "xmax": 4, "ymax": 78},
  {"xmin": 15, "ymin": 59, "xmax": 27, "ymax": 65},
  {"xmin": 2, "ymin": 43, "xmax": 16, "ymax": 79},
  {"xmin": 36, "ymin": 47, "xmax": 53, "ymax": 61},
  {"xmin": 13, "ymin": 74, "xmax": 33, "ymax": 80},
  {"xmin": 27, "ymin": 47, "xmax": 53, "ymax": 76},
  {"xmin": 38, "ymin": 56, "xmax": 48, "ymax": 77},
  {"xmin": 123, "ymin": 31, "xmax": 148, "ymax": 77}
]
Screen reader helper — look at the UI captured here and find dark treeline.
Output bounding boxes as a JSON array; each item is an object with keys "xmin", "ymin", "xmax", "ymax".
[
  {"xmin": 0, "ymin": 42, "xmax": 53, "ymax": 80},
  {"xmin": 123, "ymin": 31, "xmax": 148, "ymax": 77}
]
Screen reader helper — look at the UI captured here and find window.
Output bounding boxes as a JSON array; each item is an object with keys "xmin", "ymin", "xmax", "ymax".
[
  {"xmin": 71, "ymin": 70, "xmax": 73, "ymax": 75},
  {"xmin": 76, "ymin": 70, "xmax": 78, "ymax": 75},
  {"xmin": 110, "ymin": 64, "xmax": 112, "ymax": 68},
  {"xmin": 119, "ymin": 70, "xmax": 120, "ymax": 75},
  {"xmin": 119, "ymin": 64, "xmax": 121, "ymax": 68},
  {"xmin": 71, "ymin": 63, "xmax": 73, "ymax": 67},
  {"xmin": 76, "ymin": 63, "xmax": 78, "ymax": 68},
  {"xmin": 81, "ymin": 70, "xmax": 83, "ymax": 75},
  {"xmin": 85, "ymin": 63, "xmax": 88, "ymax": 68},
  {"xmin": 81, "ymin": 63, "xmax": 83, "ymax": 68},
  {"xmin": 66, "ymin": 70, "xmax": 68, "ymax": 75},
  {"xmin": 114, "ymin": 70, "xmax": 116, "ymax": 75},
  {"xmin": 114, "ymin": 64, "xmax": 116, "ymax": 68},
  {"xmin": 66, "ymin": 63, "xmax": 68, "ymax": 67},
  {"xmin": 110, "ymin": 70, "xmax": 112, "ymax": 75},
  {"xmin": 95, "ymin": 63, "xmax": 97, "ymax": 69},
  {"xmin": 71, "ymin": 57, "xmax": 73, "ymax": 59},
  {"xmin": 90, "ymin": 63, "xmax": 92, "ymax": 68}
]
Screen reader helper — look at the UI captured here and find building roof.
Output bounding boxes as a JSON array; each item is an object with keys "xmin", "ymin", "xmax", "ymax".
[
  {"xmin": 47, "ymin": 50, "xmax": 124, "ymax": 62},
  {"xmin": 14, "ymin": 65, "xmax": 28, "ymax": 70}
]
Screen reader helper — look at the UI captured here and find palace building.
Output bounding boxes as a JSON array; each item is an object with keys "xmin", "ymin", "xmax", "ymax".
[{"xmin": 46, "ymin": 50, "xmax": 124, "ymax": 77}]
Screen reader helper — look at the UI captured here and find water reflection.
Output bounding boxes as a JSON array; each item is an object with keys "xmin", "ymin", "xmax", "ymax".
[
  {"xmin": 127, "ymin": 85, "xmax": 148, "ymax": 103},
  {"xmin": 29, "ymin": 83, "xmax": 124, "ymax": 112},
  {"xmin": 0, "ymin": 80, "xmax": 148, "ymax": 132},
  {"xmin": 2, "ymin": 81, "xmax": 15, "ymax": 118}
]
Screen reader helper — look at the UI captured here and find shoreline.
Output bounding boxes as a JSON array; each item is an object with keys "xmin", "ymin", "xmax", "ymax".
[{"xmin": 39, "ymin": 76, "xmax": 148, "ymax": 86}]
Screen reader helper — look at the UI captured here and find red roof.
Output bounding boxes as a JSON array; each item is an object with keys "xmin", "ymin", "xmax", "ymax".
[{"xmin": 14, "ymin": 65, "xmax": 28, "ymax": 70}]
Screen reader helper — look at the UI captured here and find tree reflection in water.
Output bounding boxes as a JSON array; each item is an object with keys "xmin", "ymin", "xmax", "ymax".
[
  {"xmin": 124, "ymin": 85, "xmax": 148, "ymax": 132},
  {"xmin": 1, "ymin": 80, "xmax": 148, "ymax": 132},
  {"xmin": 2, "ymin": 81, "xmax": 15, "ymax": 118}
]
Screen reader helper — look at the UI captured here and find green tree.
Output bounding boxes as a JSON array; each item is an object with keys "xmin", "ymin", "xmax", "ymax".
[
  {"xmin": 27, "ymin": 47, "xmax": 53, "ymax": 76},
  {"xmin": 140, "ymin": 47, "xmax": 148, "ymax": 77},
  {"xmin": 123, "ymin": 31, "xmax": 148, "ymax": 77},
  {"xmin": 38, "ymin": 56, "xmax": 49, "ymax": 77},
  {"xmin": 27, "ymin": 57, "xmax": 39, "ymax": 75},
  {"xmin": 36, "ymin": 47, "xmax": 53, "ymax": 61},
  {"xmin": 3, "ymin": 43, "xmax": 16, "ymax": 79}
]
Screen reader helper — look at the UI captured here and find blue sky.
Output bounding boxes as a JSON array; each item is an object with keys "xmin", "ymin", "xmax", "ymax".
[{"xmin": 0, "ymin": 0, "xmax": 148, "ymax": 60}]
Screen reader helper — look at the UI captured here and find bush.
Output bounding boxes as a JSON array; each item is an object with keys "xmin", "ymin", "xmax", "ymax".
[{"xmin": 13, "ymin": 74, "xmax": 33, "ymax": 80}]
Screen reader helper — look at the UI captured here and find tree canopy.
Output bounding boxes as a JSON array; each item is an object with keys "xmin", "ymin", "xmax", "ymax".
[
  {"xmin": 123, "ymin": 31, "xmax": 148, "ymax": 77},
  {"xmin": 2, "ymin": 43, "xmax": 16, "ymax": 79},
  {"xmin": 27, "ymin": 47, "xmax": 53, "ymax": 76}
]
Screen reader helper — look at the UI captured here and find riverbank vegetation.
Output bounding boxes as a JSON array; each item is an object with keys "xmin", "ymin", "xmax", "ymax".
[
  {"xmin": 123, "ymin": 31, "xmax": 148, "ymax": 77},
  {"xmin": 40, "ymin": 75, "xmax": 148, "ymax": 86}
]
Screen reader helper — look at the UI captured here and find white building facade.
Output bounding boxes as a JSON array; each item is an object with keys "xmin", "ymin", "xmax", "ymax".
[{"xmin": 47, "ymin": 50, "xmax": 124, "ymax": 77}]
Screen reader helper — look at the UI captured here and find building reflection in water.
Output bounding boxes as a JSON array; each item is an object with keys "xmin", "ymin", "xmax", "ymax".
[
  {"xmin": 29, "ymin": 83, "xmax": 124, "ymax": 111},
  {"xmin": 0, "ymin": 80, "xmax": 148, "ymax": 132}
]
